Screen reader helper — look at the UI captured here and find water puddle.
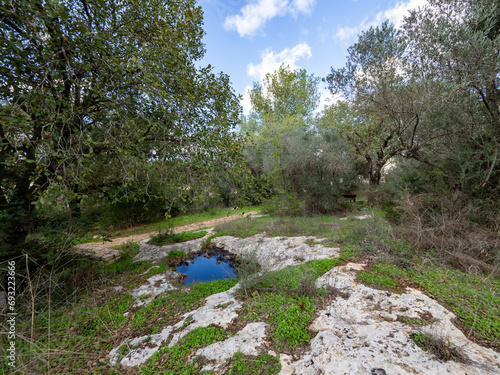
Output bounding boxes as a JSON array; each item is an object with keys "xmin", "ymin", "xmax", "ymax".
[{"xmin": 175, "ymin": 249, "xmax": 237, "ymax": 286}]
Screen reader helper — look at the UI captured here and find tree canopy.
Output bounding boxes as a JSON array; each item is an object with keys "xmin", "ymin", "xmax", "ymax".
[{"xmin": 0, "ymin": 0, "xmax": 242, "ymax": 255}]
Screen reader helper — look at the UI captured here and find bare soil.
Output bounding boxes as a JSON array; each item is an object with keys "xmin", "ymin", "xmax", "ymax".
[{"xmin": 77, "ymin": 211, "xmax": 261, "ymax": 251}]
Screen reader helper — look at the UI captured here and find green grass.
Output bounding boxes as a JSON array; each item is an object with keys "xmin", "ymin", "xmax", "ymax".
[
  {"xmin": 166, "ymin": 249, "xmax": 187, "ymax": 260},
  {"xmin": 243, "ymin": 259, "xmax": 341, "ymax": 295},
  {"xmin": 75, "ymin": 205, "xmax": 263, "ymax": 243},
  {"xmin": 357, "ymin": 263, "xmax": 400, "ymax": 291},
  {"xmin": 214, "ymin": 215, "xmax": 351, "ymax": 239},
  {"xmin": 141, "ymin": 326, "xmax": 230, "ymax": 374},
  {"xmin": 239, "ymin": 292, "xmax": 318, "ymax": 351},
  {"xmin": 406, "ymin": 264, "xmax": 500, "ymax": 348},
  {"xmin": 227, "ymin": 352, "xmax": 281, "ymax": 375},
  {"xmin": 5, "ymin": 206, "xmax": 498, "ymax": 374},
  {"xmin": 355, "ymin": 261, "xmax": 500, "ymax": 348},
  {"xmin": 235, "ymin": 259, "xmax": 339, "ymax": 353},
  {"xmin": 0, "ymin": 257, "xmax": 238, "ymax": 374},
  {"xmin": 148, "ymin": 230, "xmax": 207, "ymax": 246}
]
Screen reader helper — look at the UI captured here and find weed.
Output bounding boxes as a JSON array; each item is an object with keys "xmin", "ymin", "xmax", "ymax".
[
  {"xmin": 304, "ymin": 238, "xmax": 315, "ymax": 246},
  {"xmin": 148, "ymin": 230, "xmax": 207, "ymax": 246},
  {"xmin": 396, "ymin": 313, "xmax": 436, "ymax": 326},
  {"xmin": 405, "ymin": 264, "xmax": 500, "ymax": 348},
  {"xmin": 166, "ymin": 249, "xmax": 187, "ymax": 261},
  {"xmin": 238, "ymin": 292, "xmax": 317, "ymax": 351},
  {"xmin": 202, "ymin": 232, "xmax": 226, "ymax": 249},
  {"xmin": 410, "ymin": 332, "xmax": 469, "ymax": 363},
  {"xmin": 214, "ymin": 215, "xmax": 348, "ymax": 239},
  {"xmin": 234, "ymin": 259, "xmax": 339, "ymax": 353},
  {"xmin": 141, "ymin": 326, "xmax": 230, "ymax": 374},
  {"xmin": 233, "ymin": 249, "xmax": 263, "ymax": 297},
  {"xmin": 357, "ymin": 271, "xmax": 398, "ymax": 291},
  {"xmin": 227, "ymin": 351, "xmax": 281, "ymax": 375}
]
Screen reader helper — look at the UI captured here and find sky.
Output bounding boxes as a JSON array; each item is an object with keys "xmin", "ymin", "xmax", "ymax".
[{"xmin": 197, "ymin": 0, "xmax": 428, "ymax": 115}]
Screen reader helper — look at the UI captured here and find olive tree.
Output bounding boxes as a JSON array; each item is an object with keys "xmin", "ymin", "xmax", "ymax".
[{"xmin": 402, "ymin": 0, "xmax": 500, "ymax": 196}]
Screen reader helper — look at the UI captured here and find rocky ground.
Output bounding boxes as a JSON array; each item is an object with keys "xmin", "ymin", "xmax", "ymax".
[
  {"xmin": 107, "ymin": 230, "xmax": 500, "ymax": 375},
  {"xmin": 72, "ymin": 211, "xmax": 260, "ymax": 263}
]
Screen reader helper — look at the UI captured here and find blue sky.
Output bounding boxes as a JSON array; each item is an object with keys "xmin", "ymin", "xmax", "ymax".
[{"xmin": 198, "ymin": 0, "xmax": 427, "ymax": 115}]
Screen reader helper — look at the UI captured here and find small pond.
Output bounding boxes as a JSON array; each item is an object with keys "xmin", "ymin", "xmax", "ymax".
[{"xmin": 175, "ymin": 249, "xmax": 237, "ymax": 286}]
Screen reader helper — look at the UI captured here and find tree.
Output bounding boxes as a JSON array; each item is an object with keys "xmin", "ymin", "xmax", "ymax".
[
  {"xmin": 249, "ymin": 64, "xmax": 320, "ymax": 129},
  {"xmin": 402, "ymin": 0, "xmax": 500, "ymax": 196},
  {"xmin": 243, "ymin": 65, "xmax": 357, "ymax": 213},
  {"xmin": 325, "ymin": 21, "xmax": 413, "ymax": 185},
  {"xmin": 404, "ymin": 0, "xmax": 500, "ymax": 135},
  {"xmin": 0, "ymin": 0, "xmax": 242, "ymax": 256},
  {"xmin": 245, "ymin": 65, "xmax": 320, "ymax": 191},
  {"xmin": 325, "ymin": 21, "xmax": 461, "ymax": 186},
  {"xmin": 318, "ymin": 101, "xmax": 401, "ymax": 185}
]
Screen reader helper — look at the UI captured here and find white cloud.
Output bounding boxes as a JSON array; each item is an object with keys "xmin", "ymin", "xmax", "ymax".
[
  {"xmin": 224, "ymin": 0, "xmax": 316, "ymax": 37},
  {"xmin": 336, "ymin": 0, "xmax": 427, "ymax": 43},
  {"xmin": 315, "ymin": 86, "xmax": 337, "ymax": 115},
  {"xmin": 241, "ymin": 85, "xmax": 253, "ymax": 115},
  {"xmin": 291, "ymin": 0, "xmax": 316, "ymax": 15},
  {"xmin": 247, "ymin": 42, "xmax": 312, "ymax": 81},
  {"xmin": 375, "ymin": 0, "xmax": 427, "ymax": 26}
]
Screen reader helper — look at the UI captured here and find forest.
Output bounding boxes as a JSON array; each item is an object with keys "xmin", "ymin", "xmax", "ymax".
[{"xmin": 0, "ymin": 0, "xmax": 499, "ymax": 373}]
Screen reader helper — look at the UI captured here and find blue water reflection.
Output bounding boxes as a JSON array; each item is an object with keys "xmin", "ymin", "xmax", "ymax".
[{"xmin": 176, "ymin": 254, "xmax": 236, "ymax": 286}]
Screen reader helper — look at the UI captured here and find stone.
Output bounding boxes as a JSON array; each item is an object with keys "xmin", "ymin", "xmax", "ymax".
[
  {"xmin": 196, "ymin": 322, "xmax": 269, "ymax": 372},
  {"xmin": 108, "ymin": 235, "xmax": 500, "ymax": 375},
  {"xmin": 281, "ymin": 263, "xmax": 500, "ymax": 375},
  {"xmin": 133, "ymin": 229, "xmax": 215, "ymax": 264},
  {"xmin": 130, "ymin": 272, "xmax": 180, "ymax": 307},
  {"xmin": 168, "ymin": 285, "xmax": 242, "ymax": 347},
  {"xmin": 212, "ymin": 234, "xmax": 340, "ymax": 271},
  {"xmin": 109, "ymin": 326, "xmax": 174, "ymax": 367}
]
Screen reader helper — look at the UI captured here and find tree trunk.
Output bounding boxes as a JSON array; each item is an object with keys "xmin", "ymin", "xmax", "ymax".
[
  {"xmin": 0, "ymin": 194, "xmax": 32, "ymax": 259},
  {"xmin": 368, "ymin": 163, "xmax": 383, "ymax": 185}
]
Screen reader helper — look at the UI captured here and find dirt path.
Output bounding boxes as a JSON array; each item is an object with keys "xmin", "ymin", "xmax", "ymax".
[{"xmin": 73, "ymin": 211, "xmax": 261, "ymax": 263}]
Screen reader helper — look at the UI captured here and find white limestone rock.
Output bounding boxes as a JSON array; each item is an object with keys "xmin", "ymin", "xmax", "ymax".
[
  {"xmin": 212, "ymin": 234, "xmax": 340, "ymax": 271},
  {"xmin": 109, "ymin": 326, "xmax": 174, "ymax": 367},
  {"xmin": 196, "ymin": 322, "xmax": 269, "ymax": 372},
  {"xmin": 169, "ymin": 285, "xmax": 242, "ymax": 347},
  {"xmin": 134, "ymin": 229, "xmax": 215, "ymax": 263},
  {"xmin": 131, "ymin": 272, "xmax": 179, "ymax": 307},
  {"xmin": 279, "ymin": 263, "xmax": 500, "ymax": 375}
]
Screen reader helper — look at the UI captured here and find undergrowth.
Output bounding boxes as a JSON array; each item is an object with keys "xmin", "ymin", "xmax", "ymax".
[
  {"xmin": 148, "ymin": 230, "xmax": 207, "ymax": 246},
  {"xmin": 140, "ymin": 326, "xmax": 230, "ymax": 374},
  {"xmin": 233, "ymin": 259, "xmax": 341, "ymax": 354},
  {"xmin": 227, "ymin": 351, "xmax": 281, "ymax": 375}
]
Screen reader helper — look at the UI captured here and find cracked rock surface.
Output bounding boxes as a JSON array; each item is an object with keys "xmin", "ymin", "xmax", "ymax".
[
  {"xmin": 212, "ymin": 234, "xmax": 340, "ymax": 271},
  {"xmin": 130, "ymin": 270, "xmax": 182, "ymax": 307},
  {"xmin": 109, "ymin": 234, "xmax": 500, "ymax": 374},
  {"xmin": 196, "ymin": 322, "xmax": 269, "ymax": 372},
  {"xmin": 279, "ymin": 263, "xmax": 500, "ymax": 375}
]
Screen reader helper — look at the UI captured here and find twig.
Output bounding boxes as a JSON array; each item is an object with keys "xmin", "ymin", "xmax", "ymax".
[{"xmin": 26, "ymin": 254, "xmax": 35, "ymax": 349}]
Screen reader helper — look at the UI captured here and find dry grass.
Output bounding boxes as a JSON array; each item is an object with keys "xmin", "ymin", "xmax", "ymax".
[
  {"xmin": 396, "ymin": 194, "xmax": 499, "ymax": 276},
  {"xmin": 410, "ymin": 332, "xmax": 470, "ymax": 363}
]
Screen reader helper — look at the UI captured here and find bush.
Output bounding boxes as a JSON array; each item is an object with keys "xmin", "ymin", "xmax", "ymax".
[
  {"xmin": 148, "ymin": 230, "xmax": 207, "ymax": 246},
  {"xmin": 245, "ymin": 127, "xmax": 358, "ymax": 214},
  {"xmin": 262, "ymin": 191, "xmax": 304, "ymax": 216},
  {"xmin": 396, "ymin": 194, "xmax": 499, "ymax": 275}
]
